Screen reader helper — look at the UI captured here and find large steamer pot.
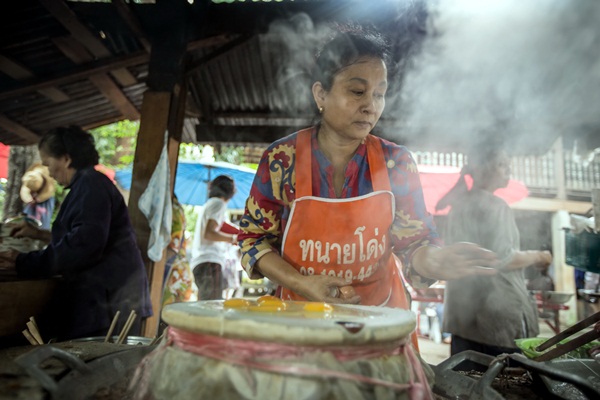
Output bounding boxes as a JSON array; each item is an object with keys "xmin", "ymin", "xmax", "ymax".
[
  {"xmin": 135, "ymin": 300, "xmax": 433, "ymax": 400},
  {"xmin": 0, "ymin": 278, "xmax": 58, "ymax": 338}
]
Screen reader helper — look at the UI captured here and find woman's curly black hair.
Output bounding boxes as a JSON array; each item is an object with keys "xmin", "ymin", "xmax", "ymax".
[
  {"xmin": 38, "ymin": 125, "xmax": 99, "ymax": 169},
  {"xmin": 313, "ymin": 24, "xmax": 390, "ymax": 91}
]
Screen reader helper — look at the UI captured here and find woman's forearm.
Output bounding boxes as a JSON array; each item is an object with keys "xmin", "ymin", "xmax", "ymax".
[{"xmin": 255, "ymin": 252, "xmax": 303, "ymax": 293}]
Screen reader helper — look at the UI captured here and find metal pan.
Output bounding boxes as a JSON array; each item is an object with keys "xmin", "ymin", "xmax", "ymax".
[
  {"xmin": 432, "ymin": 350, "xmax": 600, "ymax": 400},
  {"xmin": 15, "ymin": 344, "xmax": 155, "ymax": 400}
]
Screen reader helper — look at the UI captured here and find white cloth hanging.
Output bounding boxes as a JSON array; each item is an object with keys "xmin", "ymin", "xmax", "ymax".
[{"xmin": 139, "ymin": 131, "xmax": 172, "ymax": 262}]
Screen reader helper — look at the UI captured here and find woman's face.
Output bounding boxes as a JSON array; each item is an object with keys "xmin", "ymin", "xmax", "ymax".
[
  {"xmin": 314, "ymin": 56, "xmax": 387, "ymax": 142},
  {"xmin": 485, "ymin": 152, "xmax": 511, "ymax": 190},
  {"xmin": 39, "ymin": 148, "xmax": 73, "ymax": 187}
]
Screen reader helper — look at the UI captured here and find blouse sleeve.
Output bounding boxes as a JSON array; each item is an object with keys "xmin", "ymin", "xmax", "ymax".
[
  {"xmin": 385, "ymin": 144, "xmax": 443, "ymax": 288},
  {"xmin": 238, "ymin": 141, "xmax": 296, "ymax": 279}
]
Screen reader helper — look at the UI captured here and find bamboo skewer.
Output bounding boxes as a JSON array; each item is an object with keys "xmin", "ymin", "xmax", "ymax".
[
  {"xmin": 22, "ymin": 329, "xmax": 38, "ymax": 345},
  {"xmin": 104, "ymin": 311, "xmax": 121, "ymax": 343},
  {"xmin": 116, "ymin": 310, "xmax": 136, "ymax": 345},
  {"xmin": 29, "ymin": 317, "xmax": 40, "ymax": 335},
  {"xmin": 26, "ymin": 321, "xmax": 43, "ymax": 345},
  {"xmin": 149, "ymin": 330, "xmax": 166, "ymax": 346}
]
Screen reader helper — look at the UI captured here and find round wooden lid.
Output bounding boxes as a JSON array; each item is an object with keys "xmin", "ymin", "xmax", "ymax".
[{"xmin": 162, "ymin": 300, "xmax": 415, "ymax": 345}]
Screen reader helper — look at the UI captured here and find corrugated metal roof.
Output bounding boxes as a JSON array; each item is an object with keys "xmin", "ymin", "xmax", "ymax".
[
  {"xmin": 2, "ymin": 0, "xmax": 595, "ymax": 155},
  {"xmin": 0, "ymin": 0, "xmax": 432, "ymax": 145}
]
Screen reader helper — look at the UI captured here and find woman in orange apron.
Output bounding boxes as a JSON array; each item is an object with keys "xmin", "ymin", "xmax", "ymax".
[{"xmin": 238, "ymin": 28, "xmax": 499, "ymax": 333}]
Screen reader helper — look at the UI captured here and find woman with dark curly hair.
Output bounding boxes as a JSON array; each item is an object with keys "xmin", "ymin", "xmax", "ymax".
[
  {"xmin": 0, "ymin": 125, "xmax": 153, "ymax": 341},
  {"xmin": 238, "ymin": 27, "xmax": 499, "ymax": 310}
]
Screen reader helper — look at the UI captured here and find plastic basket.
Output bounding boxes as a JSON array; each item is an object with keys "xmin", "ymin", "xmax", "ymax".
[{"xmin": 565, "ymin": 230, "xmax": 600, "ymax": 274}]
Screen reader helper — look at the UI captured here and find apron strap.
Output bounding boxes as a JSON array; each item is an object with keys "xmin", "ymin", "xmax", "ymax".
[
  {"xmin": 295, "ymin": 129, "xmax": 314, "ymax": 198},
  {"xmin": 296, "ymin": 130, "xmax": 391, "ymax": 197},
  {"xmin": 365, "ymin": 134, "xmax": 392, "ymax": 192}
]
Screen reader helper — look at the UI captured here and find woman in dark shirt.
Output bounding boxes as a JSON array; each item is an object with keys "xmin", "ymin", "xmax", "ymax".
[{"xmin": 0, "ymin": 126, "xmax": 152, "ymax": 341}]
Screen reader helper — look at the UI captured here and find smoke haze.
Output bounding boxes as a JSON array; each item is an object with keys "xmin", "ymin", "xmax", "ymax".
[{"xmin": 389, "ymin": 0, "xmax": 600, "ymax": 156}]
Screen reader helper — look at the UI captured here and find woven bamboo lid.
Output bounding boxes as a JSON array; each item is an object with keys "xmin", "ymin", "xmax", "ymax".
[{"xmin": 162, "ymin": 300, "xmax": 415, "ymax": 346}]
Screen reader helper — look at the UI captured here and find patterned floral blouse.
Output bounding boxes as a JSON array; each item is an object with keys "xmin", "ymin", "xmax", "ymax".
[{"xmin": 238, "ymin": 127, "xmax": 442, "ymax": 288}]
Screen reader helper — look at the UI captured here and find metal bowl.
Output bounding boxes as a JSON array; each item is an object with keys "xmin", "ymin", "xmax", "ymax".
[
  {"xmin": 70, "ymin": 336, "xmax": 153, "ymax": 346},
  {"xmin": 541, "ymin": 291, "xmax": 575, "ymax": 304},
  {"xmin": 532, "ymin": 290, "xmax": 575, "ymax": 304}
]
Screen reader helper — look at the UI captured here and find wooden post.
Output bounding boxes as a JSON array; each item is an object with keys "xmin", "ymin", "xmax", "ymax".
[
  {"xmin": 592, "ymin": 189, "xmax": 600, "ymax": 232},
  {"xmin": 128, "ymin": 91, "xmax": 171, "ymax": 337},
  {"xmin": 127, "ymin": 1, "xmax": 189, "ymax": 337},
  {"xmin": 553, "ymin": 136, "xmax": 566, "ymax": 201},
  {"xmin": 552, "ymin": 211, "xmax": 578, "ymax": 326}
]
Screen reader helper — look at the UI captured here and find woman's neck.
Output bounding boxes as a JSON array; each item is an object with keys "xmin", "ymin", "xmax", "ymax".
[
  {"xmin": 316, "ymin": 128, "xmax": 361, "ymax": 166},
  {"xmin": 472, "ymin": 180, "xmax": 498, "ymax": 193},
  {"xmin": 316, "ymin": 128, "xmax": 363, "ymax": 198}
]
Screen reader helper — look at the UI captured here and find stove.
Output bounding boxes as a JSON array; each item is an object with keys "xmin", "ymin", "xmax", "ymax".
[{"xmin": 432, "ymin": 350, "xmax": 600, "ymax": 400}]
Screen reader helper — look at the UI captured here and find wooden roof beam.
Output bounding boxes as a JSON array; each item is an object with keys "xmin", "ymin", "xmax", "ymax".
[
  {"xmin": 112, "ymin": 0, "xmax": 152, "ymax": 53},
  {"xmin": 0, "ymin": 114, "xmax": 41, "ymax": 144},
  {"xmin": 39, "ymin": 0, "xmax": 137, "ymax": 87},
  {"xmin": 0, "ymin": 54, "xmax": 69, "ymax": 103},
  {"xmin": 53, "ymin": 36, "xmax": 139, "ymax": 120},
  {"xmin": 0, "ymin": 51, "xmax": 148, "ymax": 101}
]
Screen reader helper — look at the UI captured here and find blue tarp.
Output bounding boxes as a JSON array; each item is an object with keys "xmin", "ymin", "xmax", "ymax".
[{"xmin": 115, "ymin": 160, "xmax": 256, "ymax": 209}]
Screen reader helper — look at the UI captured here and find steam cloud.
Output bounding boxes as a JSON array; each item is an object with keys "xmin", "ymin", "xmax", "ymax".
[{"xmin": 390, "ymin": 0, "xmax": 600, "ymax": 157}]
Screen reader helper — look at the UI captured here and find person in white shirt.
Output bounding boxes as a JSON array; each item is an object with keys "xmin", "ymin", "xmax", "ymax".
[{"xmin": 190, "ymin": 175, "xmax": 238, "ymax": 300}]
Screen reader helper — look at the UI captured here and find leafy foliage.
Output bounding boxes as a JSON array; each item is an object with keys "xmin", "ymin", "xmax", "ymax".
[{"xmin": 89, "ymin": 120, "xmax": 139, "ymax": 169}]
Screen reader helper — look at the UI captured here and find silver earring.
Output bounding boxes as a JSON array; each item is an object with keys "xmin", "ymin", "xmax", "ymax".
[{"xmin": 319, "ymin": 106, "xmax": 323, "ymax": 114}]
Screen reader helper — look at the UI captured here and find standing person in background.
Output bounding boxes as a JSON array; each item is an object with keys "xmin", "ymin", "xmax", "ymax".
[
  {"xmin": 238, "ymin": 26, "xmax": 499, "ymax": 317},
  {"xmin": 191, "ymin": 175, "xmax": 239, "ymax": 300},
  {"xmin": 20, "ymin": 163, "xmax": 56, "ymax": 229},
  {"xmin": 0, "ymin": 125, "xmax": 153, "ymax": 341},
  {"xmin": 438, "ymin": 144, "xmax": 552, "ymax": 360}
]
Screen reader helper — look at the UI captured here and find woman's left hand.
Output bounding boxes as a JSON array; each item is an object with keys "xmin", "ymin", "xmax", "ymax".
[{"xmin": 412, "ymin": 242, "xmax": 500, "ymax": 280}]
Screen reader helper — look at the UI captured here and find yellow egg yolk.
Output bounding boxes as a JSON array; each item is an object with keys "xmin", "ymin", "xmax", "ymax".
[
  {"xmin": 248, "ymin": 302, "xmax": 288, "ymax": 312},
  {"xmin": 256, "ymin": 295, "xmax": 283, "ymax": 304},
  {"xmin": 223, "ymin": 298, "xmax": 251, "ymax": 309},
  {"xmin": 303, "ymin": 302, "xmax": 333, "ymax": 313}
]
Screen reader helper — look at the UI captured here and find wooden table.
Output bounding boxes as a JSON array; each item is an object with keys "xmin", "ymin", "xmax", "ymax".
[
  {"xmin": 0, "ymin": 277, "xmax": 58, "ymax": 341},
  {"xmin": 408, "ymin": 285, "xmax": 570, "ymax": 336}
]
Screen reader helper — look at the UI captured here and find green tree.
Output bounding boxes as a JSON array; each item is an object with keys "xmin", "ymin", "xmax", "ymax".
[
  {"xmin": 86, "ymin": 124, "xmax": 250, "ymax": 240},
  {"xmin": 90, "ymin": 120, "xmax": 139, "ymax": 169}
]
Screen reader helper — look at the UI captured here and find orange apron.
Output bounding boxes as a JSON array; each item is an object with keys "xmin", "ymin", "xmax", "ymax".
[{"xmin": 280, "ymin": 129, "xmax": 419, "ymax": 349}]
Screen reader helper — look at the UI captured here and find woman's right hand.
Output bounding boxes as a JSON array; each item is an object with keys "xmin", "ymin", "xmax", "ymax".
[
  {"xmin": 255, "ymin": 252, "xmax": 361, "ymax": 304},
  {"xmin": 294, "ymin": 275, "xmax": 361, "ymax": 304}
]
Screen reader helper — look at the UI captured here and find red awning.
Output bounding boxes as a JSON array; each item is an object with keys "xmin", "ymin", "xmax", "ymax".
[{"xmin": 0, "ymin": 144, "xmax": 9, "ymax": 179}]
